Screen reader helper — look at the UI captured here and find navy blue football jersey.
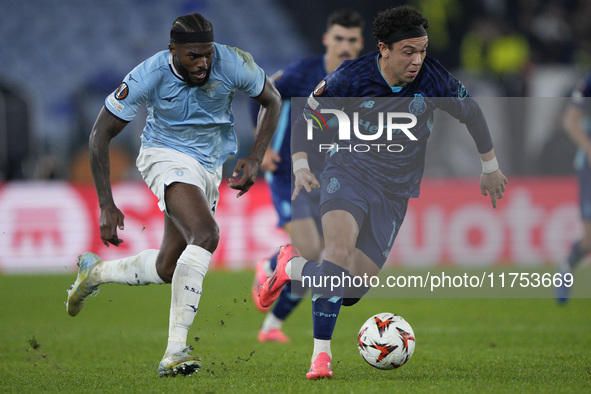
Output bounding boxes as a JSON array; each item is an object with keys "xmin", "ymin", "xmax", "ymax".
[{"xmin": 292, "ymin": 51, "xmax": 493, "ymax": 198}]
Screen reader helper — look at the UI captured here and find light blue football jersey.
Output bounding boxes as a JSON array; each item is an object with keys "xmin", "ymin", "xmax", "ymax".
[{"xmin": 105, "ymin": 43, "xmax": 265, "ymax": 172}]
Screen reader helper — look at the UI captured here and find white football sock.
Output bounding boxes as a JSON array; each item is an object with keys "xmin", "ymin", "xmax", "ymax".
[
  {"xmin": 90, "ymin": 249, "xmax": 164, "ymax": 285},
  {"xmin": 312, "ymin": 338, "xmax": 332, "ymax": 361},
  {"xmin": 286, "ymin": 256, "xmax": 307, "ymax": 281},
  {"xmin": 261, "ymin": 311, "xmax": 283, "ymax": 332},
  {"xmin": 165, "ymin": 245, "xmax": 211, "ymax": 356}
]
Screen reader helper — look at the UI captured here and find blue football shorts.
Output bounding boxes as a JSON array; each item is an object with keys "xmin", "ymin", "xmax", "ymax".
[
  {"xmin": 319, "ymin": 165, "xmax": 409, "ymax": 268},
  {"xmin": 267, "ymin": 171, "xmax": 322, "ymax": 231}
]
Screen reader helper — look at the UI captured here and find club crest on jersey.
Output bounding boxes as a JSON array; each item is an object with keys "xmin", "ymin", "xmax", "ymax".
[
  {"xmin": 327, "ymin": 177, "xmax": 340, "ymax": 194},
  {"xmin": 409, "ymin": 94, "xmax": 426, "ymax": 116},
  {"xmin": 114, "ymin": 83, "xmax": 129, "ymax": 100},
  {"xmin": 313, "ymin": 80, "xmax": 326, "ymax": 96},
  {"xmin": 458, "ymin": 83, "xmax": 467, "ymax": 100},
  {"xmin": 203, "ymin": 81, "xmax": 221, "ymax": 98}
]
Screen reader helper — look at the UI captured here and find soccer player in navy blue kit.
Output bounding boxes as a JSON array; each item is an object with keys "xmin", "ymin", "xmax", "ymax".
[
  {"xmin": 252, "ymin": 9, "xmax": 365, "ymax": 343},
  {"xmin": 259, "ymin": 6, "xmax": 508, "ymax": 379},
  {"xmin": 556, "ymin": 74, "xmax": 591, "ymax": 302},
  {"xmin": 65, "ymin": 13, "xmax": 281, "ymax": 376}
]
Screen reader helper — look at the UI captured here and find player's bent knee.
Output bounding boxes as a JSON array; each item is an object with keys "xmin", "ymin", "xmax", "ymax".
[
  {"xmin": 192, "ymin": 223, "xmax": 219, "ymax": 253},
  {"xmin": 323, "ymin": 246, "xmax": 352, "ymax": 269}
]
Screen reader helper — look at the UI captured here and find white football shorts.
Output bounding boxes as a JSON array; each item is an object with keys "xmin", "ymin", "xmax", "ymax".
[{"xmin": 136, "ymin": 147, "xmax": 222, "ymax": 213}]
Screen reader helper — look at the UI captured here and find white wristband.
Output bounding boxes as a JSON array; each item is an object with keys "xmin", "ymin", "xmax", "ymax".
[
  {"xmin": 481, "ymin": 157, "xmax": 499, "ymax": 174},
  {"xmin": 292, "ymin": 159, "xmax": 310, "ymax": 174}
]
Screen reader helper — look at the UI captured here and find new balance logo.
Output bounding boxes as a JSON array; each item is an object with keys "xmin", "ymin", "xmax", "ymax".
[{"xmin": 359, "ymin": 100, "xmax": 375, "ymax": 108}]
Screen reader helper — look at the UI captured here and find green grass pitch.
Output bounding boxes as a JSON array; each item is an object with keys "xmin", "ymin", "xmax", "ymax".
[{"xmin": 0, "ymin": 269, "xmax": 590, "ymax": 392}]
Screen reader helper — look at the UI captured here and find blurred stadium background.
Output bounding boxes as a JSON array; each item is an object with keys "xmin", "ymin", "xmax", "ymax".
[{"xmin": 1, "ymin": 0, "xmax": 590, "ymax": 272}]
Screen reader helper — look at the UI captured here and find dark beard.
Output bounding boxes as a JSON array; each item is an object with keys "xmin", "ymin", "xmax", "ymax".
[{"xmin": 173, "ymin": 56, "xmax": 211, "ymax": 87}]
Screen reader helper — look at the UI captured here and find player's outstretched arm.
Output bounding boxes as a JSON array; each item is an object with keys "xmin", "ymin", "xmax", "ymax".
[
  {"xmin": 291, "ymin": 151, "xmax": 320, "ymax": 200},
  {"xmin": 229, "ymin": 77, "xmax": 281, "ymax": 197},
  {"xmin": 89, "ymin": 107, "xmax": 128, "ymax": 246},
  {"xmin": 479, "ymin": 149, "xmax": 508, "ymax": 209}
]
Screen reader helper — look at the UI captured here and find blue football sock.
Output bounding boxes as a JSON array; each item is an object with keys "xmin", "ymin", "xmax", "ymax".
[
  {"xmin": 302, "ymin": 259, "xmax": 320, "ymax": 278},
  {"xmin": 567, "ymin": 241, "xmax": 586, "ymax": 268},
  {"xmin": 272, "ymin": 282, "xmax": 302, "ymax": 320},
  {"xmin": 268, "ymin": 253, "xmax": 278, "ymax": 272},
  {"xmin": 311, "ymin": 260, "xmax": 348, "ymax": 340}
]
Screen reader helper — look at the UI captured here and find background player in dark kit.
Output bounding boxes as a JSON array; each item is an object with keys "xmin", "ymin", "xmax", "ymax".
[
  {"xmin": 251, "ymin": 9, "xmax": 365, "ymax": 344},
  {"xmin": 556, "ymin": 74, "xmax": 591, "ymax": 302}
]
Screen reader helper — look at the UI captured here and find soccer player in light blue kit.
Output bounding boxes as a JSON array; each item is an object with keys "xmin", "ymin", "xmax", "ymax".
[
  {"xmin": 251, "ymin": 9, "xmax": 365, "ymax": 344},
  {"xmin": 65, "ymin": 12, "xmax": 281, "ymax": 376},
  {"xmin": 260, "ymin": 6, "xmax": 508, "ymax": 379},
  {"xmin": 556, "ymin": 74, "xmax": 591, "ymax": 302}
]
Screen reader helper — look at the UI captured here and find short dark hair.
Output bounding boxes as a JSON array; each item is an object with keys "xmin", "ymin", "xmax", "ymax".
[
  {"xmin": 327, "ymin": 9, "xmax": 365, "ymax": 31},
  {"xmin": 372, "ymin": 6, "xmax": 428, "ymax": 45},
  {"xmin": 170, "ymin": 12, "xmax": 213, "ymax": 44}
]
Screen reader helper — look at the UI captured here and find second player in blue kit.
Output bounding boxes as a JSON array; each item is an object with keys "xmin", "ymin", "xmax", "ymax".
[{"xmin": 251, "ymin": 10, "xmax": 365, "ymax": 343}]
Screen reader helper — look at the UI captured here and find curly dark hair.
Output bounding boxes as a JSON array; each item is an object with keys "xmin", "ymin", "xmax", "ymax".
[{"xmin": 372, "ymin": 6, "xmax": 428, "ymax": 46}]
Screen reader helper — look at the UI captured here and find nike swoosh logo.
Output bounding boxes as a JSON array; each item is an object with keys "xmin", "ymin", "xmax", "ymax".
[{"xmin": 161, "ymin": 95, "xmax": 178, "ymax": 102}]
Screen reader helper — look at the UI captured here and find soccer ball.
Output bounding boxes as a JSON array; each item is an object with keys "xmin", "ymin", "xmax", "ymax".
[{"xmin": 357, "ymin": 312, "xmax": 415, "ymax": 370}]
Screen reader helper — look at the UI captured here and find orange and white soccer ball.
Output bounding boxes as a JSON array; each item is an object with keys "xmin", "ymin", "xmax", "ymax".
[{"xmin": 357, "ymin": 312, "xmax": 415, "ymax": 370}]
